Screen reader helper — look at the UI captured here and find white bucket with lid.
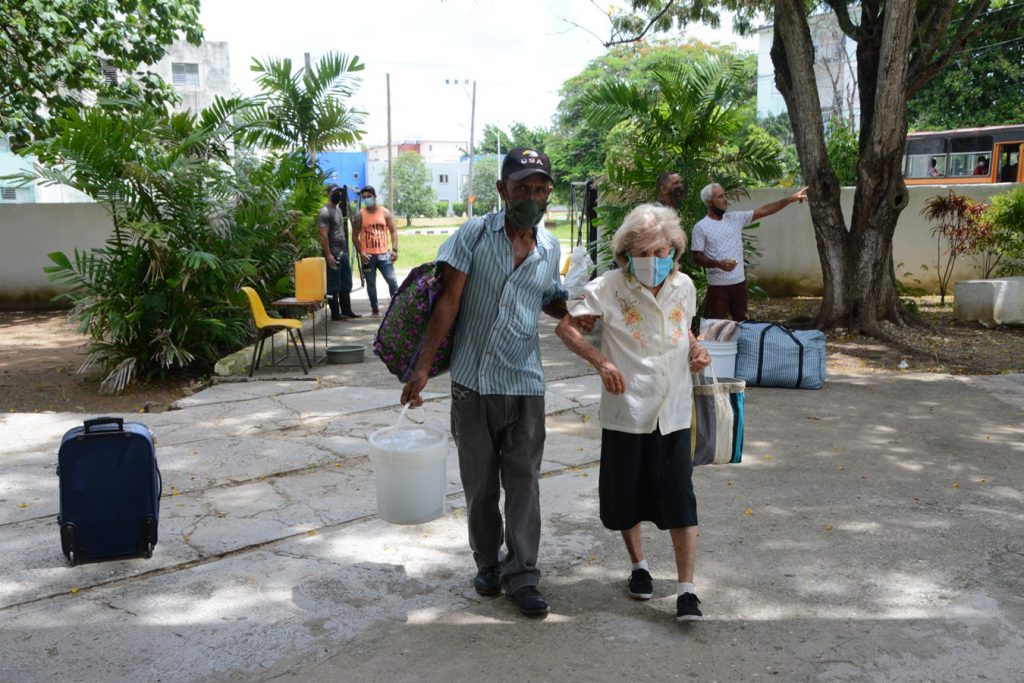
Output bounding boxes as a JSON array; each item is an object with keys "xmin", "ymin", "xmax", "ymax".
[
  {"xmin": 702, "ymin": 339, "xmax": 738, "ymax": 379},
  {"xmin": 368, "ymin": 419, "xmax": 448, "ymax": 525}
]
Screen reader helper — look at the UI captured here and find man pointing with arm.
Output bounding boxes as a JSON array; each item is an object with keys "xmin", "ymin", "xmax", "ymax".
[{"xmin": 691, "ymin": 183, "xmax": 807, "ymax": 321}]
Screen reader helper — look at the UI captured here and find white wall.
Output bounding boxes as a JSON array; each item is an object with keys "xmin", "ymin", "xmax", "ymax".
[
  {"xmin": 0, "ymin": 203, "xmax": 114, "ymax": 306},
  {"xmin": 739, "ymin": 184, "xmax": 1012, "ymax": 294},
  {"xmin": 2, "ymin": 186, "xmax": 1014, "ymax": 305}
]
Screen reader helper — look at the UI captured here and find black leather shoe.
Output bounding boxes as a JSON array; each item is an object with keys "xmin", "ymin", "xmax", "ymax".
[
  {"xmin": 473, "ymin": 567, "xmax": 501, "ymax": 596},
  {"xmin": 343, "ymin": 311, "xmax": 363, "ymax": 319},
  {"xmin": 507, "ymin": 585, "xmax": 549, "ymax": 616}
]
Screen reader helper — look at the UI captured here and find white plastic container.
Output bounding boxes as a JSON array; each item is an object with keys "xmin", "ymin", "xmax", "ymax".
[
  {"xmin": 702, "ymin": 339, "xmax": 738, "ymax": 379},
  {"xmin": 368, "ymin": 424, "xmax": 449, "ymax": 524}
]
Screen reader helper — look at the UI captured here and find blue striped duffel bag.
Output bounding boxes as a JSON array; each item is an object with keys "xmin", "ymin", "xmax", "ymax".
[{"xmin": 735, "ymin": 322, "xmax": 826, "ymax": 389}]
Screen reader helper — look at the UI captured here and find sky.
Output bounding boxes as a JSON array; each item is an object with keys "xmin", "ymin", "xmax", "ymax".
[{"xmin": 197, "ymin": 0, "xmax": 757, "ymax": 148}]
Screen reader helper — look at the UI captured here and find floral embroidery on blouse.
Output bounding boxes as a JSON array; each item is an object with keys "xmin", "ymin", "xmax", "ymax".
[
  {"xmin": 667, "ymin": 295, "xmax": 688, "ymax": 348},
  {"xmin": 615, "ymin": 290, "xmax": 649, "ymax": 349}
]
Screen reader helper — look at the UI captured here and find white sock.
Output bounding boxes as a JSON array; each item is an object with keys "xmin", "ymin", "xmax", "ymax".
[
  {"xmin": 677, "ymin": 581, "xmax": 696, "ymax": 596},
  {"xmin": 631, "ymin": 559, "xmax": 649, "ymax": 571}
]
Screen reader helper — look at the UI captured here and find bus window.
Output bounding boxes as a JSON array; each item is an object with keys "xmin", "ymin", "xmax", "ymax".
[
  {"xmin": 904, "ymin": 137, "xmax": 947, "ymax": 178},
  {"xmin": 906, "ymin": 155, "xmax": 946, "ymax": 178},
  {"xmin": 996, "ymin": 144, "xmax": 1020, "ymax": 183},
  {"xmin": 948, "ymin": 136, "xmax": 993, "ymax": 177}
]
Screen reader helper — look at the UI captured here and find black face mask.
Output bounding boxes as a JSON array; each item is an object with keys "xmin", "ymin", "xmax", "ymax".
[
  {"xmin": 709, "ymin": 205, "xmax": 726, "ymax": 219},
  {"xmin": 669, "ymin": 186, "xmax": 684, "ymax": 199},
  {"xmin": 330, "ymin": 189, "xmax": 345, "ymax": 205}
]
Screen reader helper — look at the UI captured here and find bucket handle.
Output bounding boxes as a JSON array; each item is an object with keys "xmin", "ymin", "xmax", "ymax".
[{"xmin": 395, "ymin": 402, "xmax": 424, "ymax": 427}]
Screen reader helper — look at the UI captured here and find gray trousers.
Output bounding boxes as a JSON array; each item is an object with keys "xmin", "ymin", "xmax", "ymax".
[{"xmin": 450, "ymin": 382, "xmax": 545, "ymax": 593}]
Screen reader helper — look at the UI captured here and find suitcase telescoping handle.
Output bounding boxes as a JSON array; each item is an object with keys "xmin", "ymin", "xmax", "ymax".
[{"xmin": 83, "ymin": 416, "xmax": 125, "ymax": 433}]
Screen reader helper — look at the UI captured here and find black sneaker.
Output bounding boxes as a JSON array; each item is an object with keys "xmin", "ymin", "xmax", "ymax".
[
  {"xmin": 676, "ymin": 592, "xmax": 703, "ymax": 622},
  {"xmin": 628, "ymin": 569, "xmax": 654, "ymax": 600},
  {"xmin": 473, "ymin": 567, "xmax": 501, "ymax": 596},
  {"xmin": 506, "ymin": 585, "xmax": 549, "ymax": 616}
]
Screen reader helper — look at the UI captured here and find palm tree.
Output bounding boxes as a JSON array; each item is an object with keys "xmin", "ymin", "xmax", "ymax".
[
  {"xmin": 580, "ymin": 56, "xmax": 784, "ymax": 240},
  {"xmin": 245, "ymin": 53, "xmax": 366, "ymax": 166}
]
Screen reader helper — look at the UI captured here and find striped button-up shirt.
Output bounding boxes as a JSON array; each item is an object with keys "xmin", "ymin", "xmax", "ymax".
[{"xmin": 438, "ymin": 211, "xmax": 567, "ymax": 396}]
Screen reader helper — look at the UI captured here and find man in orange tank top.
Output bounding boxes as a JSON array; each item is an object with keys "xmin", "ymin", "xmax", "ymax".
[{"xmin": 352, "ymin": 186, "xmax": 399, "ymax": 316}]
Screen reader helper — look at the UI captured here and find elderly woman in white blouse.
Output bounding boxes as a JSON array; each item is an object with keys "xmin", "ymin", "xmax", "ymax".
[{"xmin": 556, "ymin": 203, "xmax": 711, "ymax": 622}]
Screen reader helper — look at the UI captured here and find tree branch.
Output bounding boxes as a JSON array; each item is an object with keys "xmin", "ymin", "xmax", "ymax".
[
  {"xmin": 908, "ymin": 0, "xmax": 991, "ymax": 96},
  {"xmin": 826, "ymin": 0, "xmax": 866, "ymax": 41},
  {"xmin": 604, "ymin": 0, "xmax": 679, "ymax": 47}
]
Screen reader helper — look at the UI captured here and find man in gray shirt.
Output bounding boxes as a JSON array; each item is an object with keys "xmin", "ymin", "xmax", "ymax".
[{"xmin": 318, "ymin": 185, "xmax": 361, "ymax": 320}]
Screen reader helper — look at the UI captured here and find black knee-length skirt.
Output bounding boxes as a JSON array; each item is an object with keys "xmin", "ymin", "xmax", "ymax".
[{"xmin": 599, "ymin": 426, "xmax": 698, "ymax": 531}]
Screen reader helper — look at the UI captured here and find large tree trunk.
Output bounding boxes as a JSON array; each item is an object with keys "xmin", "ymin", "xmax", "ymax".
[{"xmin": 772, "ymin": 0, "xmax": 918, "ymax": 333}]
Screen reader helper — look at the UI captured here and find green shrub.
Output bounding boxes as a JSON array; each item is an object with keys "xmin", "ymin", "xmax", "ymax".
[
  {"xmin": 452, "ymin": 201, "xmax": 467, "ymax": 217},
  {"xmin": 28, "ymin": 98, "xmax": 322, "ymax": 393},
  {"xmin": 982, "ymin": 185, "xmax": 1024, "ymax": 275},
  {"xmin": 435, "ymin": 200, "xmax": 450, "ymax": 216}
]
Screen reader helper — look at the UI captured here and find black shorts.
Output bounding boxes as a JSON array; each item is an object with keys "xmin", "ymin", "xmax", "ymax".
[{"xmin": 599, "ymin": 427, "xmax": 698, "ymax": 531}]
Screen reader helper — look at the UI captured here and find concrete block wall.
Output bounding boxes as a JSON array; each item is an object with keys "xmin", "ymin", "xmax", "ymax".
[{"xmin": 1, "ymin": 185, "xmax": 1017, "ymax": 305}]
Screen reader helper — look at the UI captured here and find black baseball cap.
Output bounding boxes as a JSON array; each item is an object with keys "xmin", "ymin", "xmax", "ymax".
[
  {"xmin": 501, "ymin": 148, "xmax": 553, "ymax": 182},
  {"xmin": 360, "ymin": 186, "xmax": 376, "ymax": 197}
]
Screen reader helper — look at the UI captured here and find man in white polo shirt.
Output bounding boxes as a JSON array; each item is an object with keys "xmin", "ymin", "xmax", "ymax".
[{"xmin": 691, "ymin": 183, "xmax": 807, "ymax": 320}]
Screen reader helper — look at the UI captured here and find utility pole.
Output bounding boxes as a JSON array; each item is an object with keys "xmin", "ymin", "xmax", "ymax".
[
  {"xmin": 467, "ymin": 80, "xmax": 476, "ymax": 219},
  {"xmin": 386, "ymin": 73, "xmax": 393, "ymax": 211},
  {"xmin": 304, "ymin": 52, "xmax": 316, "ymax": 167}
]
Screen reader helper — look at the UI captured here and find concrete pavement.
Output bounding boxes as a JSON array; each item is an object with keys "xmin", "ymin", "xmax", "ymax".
[{"xmin": 2, "ymin": 303, "xmax": 1024, "ymax": 681}]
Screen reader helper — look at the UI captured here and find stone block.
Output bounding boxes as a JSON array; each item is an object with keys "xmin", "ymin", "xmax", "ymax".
[{"xmin": 953, "ymin": 277, "xmax": 1024, "ymax": 326}]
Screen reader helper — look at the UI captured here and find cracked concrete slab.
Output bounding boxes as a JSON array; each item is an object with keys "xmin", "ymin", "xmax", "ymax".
[{"xmin": 2, "ymin": 319, "xmax": 1023, "ymax": 681}]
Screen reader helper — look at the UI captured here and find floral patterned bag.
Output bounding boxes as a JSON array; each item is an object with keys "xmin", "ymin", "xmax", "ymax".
[{"xmin": 373, "ymin": 223, "xmax": 486, "ymax": 382}]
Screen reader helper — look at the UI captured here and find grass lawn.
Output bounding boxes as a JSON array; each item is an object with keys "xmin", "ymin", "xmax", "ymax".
[{"xmin": 397, "ymin": 216, "xmax": 577, "ymax": 267}]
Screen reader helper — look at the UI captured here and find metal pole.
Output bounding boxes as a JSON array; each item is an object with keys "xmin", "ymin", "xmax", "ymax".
[
  {"xmin": 386, "ymin": 73, "xmax": 393, "ymax": 211},
  {"xmin": 467, "ymin": 80, "xmax": 476, "ymax": 219},
  {"xmin": 304, "ymin": 52, "xmax": 316, "ymax": 168}
]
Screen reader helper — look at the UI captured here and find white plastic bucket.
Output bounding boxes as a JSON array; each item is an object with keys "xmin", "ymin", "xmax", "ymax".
[
  {"xmin": 368, "ymin": 424, "xmax": 449, "ymax": 524},
  {"xmin": 702, "ymin": 339, "xmax": 738, "ymax": 379}
]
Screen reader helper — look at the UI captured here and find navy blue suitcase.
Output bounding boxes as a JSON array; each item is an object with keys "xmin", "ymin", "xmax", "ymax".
[{"xmin": 57, "ymin": 417, "xmax": 161, "ymax": 566}]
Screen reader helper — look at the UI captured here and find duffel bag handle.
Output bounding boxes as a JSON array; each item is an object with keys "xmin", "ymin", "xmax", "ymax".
[
  {"xmin": 83, "ymin": 416, "xmax": 124, "ymax": 433},
  {"xmin": 754, "ymin": 323, "xmax": 804, "ymax": 389}
]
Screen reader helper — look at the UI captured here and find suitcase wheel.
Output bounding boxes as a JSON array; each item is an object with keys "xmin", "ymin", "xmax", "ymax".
[
  {"xmin": 144, "ymin": 543, "xmax": 153, "ymax": 559},
  {"xmin": 60, "ymin": 524, "xmax": 76, "ymax": 563},
  {"xmin": 68, "ymin": 550, "xmax": 77, "ymax": 567}
]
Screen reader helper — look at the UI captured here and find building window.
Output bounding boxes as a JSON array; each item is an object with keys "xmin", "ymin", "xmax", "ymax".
[
  {"xmin": 172, "ymin": 63, "xmax": 200, "ymax": 88},
  {"xmin": 99, "ymin": 59, "xmax": 118, "ymax": 86},
  {"xmin": 439, "ymin": 174, "xmax": 449, "ymax": 184},
  {"xmin": 1, "ymin": 188, "xmax": 18, "ymax": 201}
]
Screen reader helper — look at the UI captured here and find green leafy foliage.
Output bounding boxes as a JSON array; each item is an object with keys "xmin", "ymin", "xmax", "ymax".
[
  {"xmin": 547, "ymin": 39, "xmax": 769, "ymax": 202},
  {"xmin": 1, "ymin": 0, "xmax": 203, "ymax": 146},
  {"xmin": 21, "ymin": 97, "xmax": 323, "ymax": 393},
  {"xmin": 464, "ymin": 157, "xmax": 500, "ymax": 216},
  {"xmin": 982, "ymin": 185, "xmax": 1024, "ymax": 276},
  {"xmin": 907, "ymin": 3, "xmax": 1024, "ymax": 130},
  {"xmin": 825, "ymin": 117, "xmax": 858, "ymax": 187},
  {"xmin": 384, "ymin": 152, "xmax": 437, "ymax": 225},
  {"xmin": 578, "ymin": 54, "xmax": 783, "ymax": 264},
  {"xmin": 243, "ymin": 52, "xmax": 366, "ymax": 164}
]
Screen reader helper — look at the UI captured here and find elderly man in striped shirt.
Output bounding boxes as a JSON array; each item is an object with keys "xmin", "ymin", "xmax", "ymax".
[{"xmin": 402, "ymin": 148, "xmax": 582, "ymax": 617}]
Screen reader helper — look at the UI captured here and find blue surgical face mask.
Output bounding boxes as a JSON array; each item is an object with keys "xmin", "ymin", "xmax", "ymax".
[
  {"xmin": 628, "ymin": 250, "xmax": 675, "ymax": 287},
  {"xmin": 362, "ymin": 197, "xmax": 375, "ymax": 207}
]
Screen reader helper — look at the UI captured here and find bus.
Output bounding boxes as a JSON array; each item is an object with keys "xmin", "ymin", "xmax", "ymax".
[{"xmin": 903, "ymin": 124, "xmax": 1023, "ymax": 185}]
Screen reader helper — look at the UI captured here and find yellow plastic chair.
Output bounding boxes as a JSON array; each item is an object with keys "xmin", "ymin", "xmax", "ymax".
[
  {"xmin": 240, "ymin": 286, "xmax": 310, "ymax": 377},
  {"xmin": 295, "ymin": 256, "xmax": 327, "ymax": 301}
]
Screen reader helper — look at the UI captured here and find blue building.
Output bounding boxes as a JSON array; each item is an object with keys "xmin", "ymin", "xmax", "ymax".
[{"xmin": 318, "ymin": 151, "xmax": 368, "ymax": 202}]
